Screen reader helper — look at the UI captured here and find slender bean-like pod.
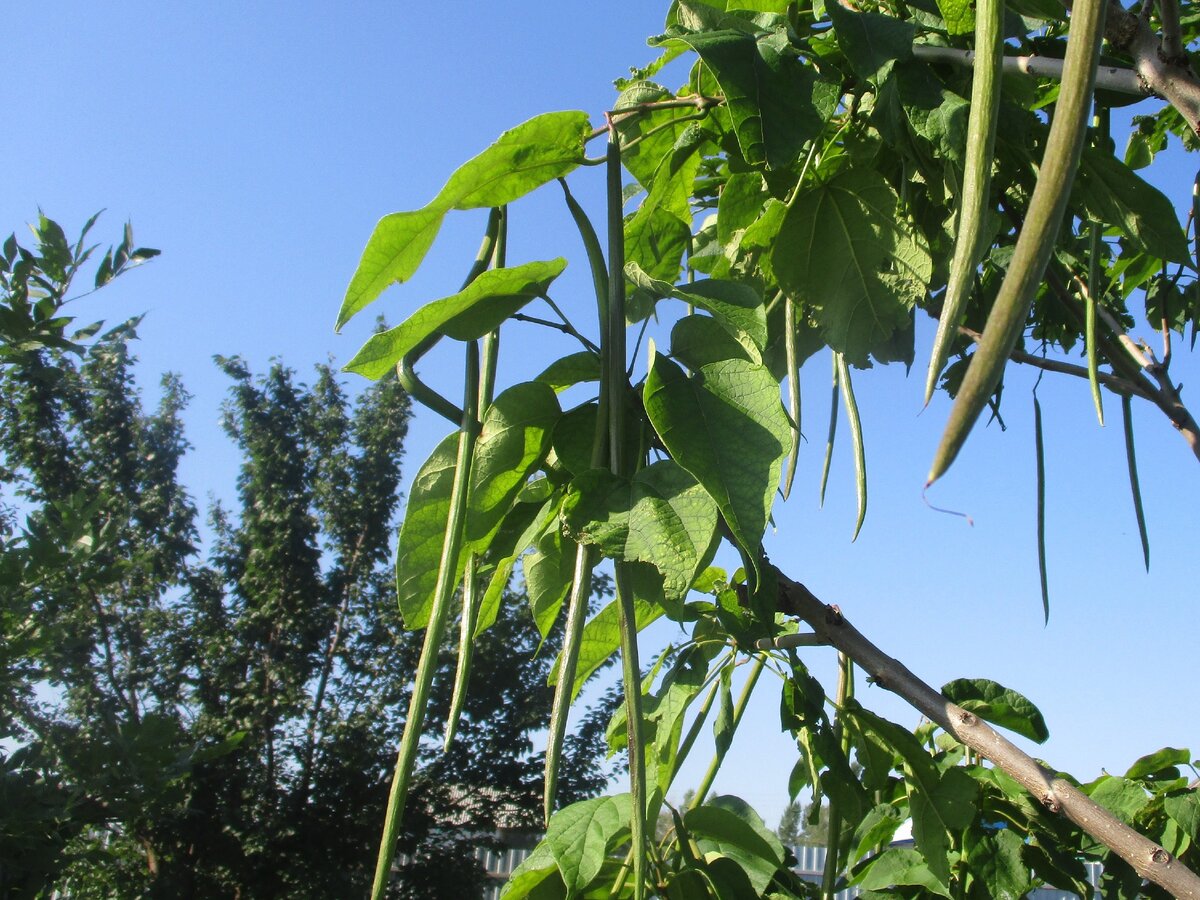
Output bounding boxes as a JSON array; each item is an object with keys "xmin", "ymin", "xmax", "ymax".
[
  {"xmin": 560, "ymin": 178, "xmax": 610, "ymax": 328},
  {"xmin": 395, "ymin": 208, "xmax": 502, "ymax": 423},
  {"xmin": 443, "ymin": 554, "xmax": 480, "ymax": 751},
  {"xmin": 1122, "ymin": 395, "xmax": 1151, "ymax": 570},
  {"xmin": 690, "ymin": 654, "xmax": 766, "ymax": 808},
  {"xmin": 928, "ymin": 0, "xmax": 1107, "ymax": 485},
  {"xmin": 1086, "ymin": 108, "xmax": 1108, "ymax": 425},
  {"xmin": 371, "ymin": 342, "xmax": 481, "ymax": 900},
  {"xmin": 924, "ymin": 0, "xmax": 1004, "ymax": 405},
  {"xmin": 783, "ymin": 296, "xmax": 802, "ymax": 500},
  {"xmin": 543, "ymin": 173, "xmax": 612, "ymax": 826},
  {"xmin": 836, "ymin": 354, "xmax": 867, "ymax": 540},
  {"xmin": 820, "ymin": 353, "xmax": 839, "ymax": 508},
  {"xmin": 1086, "ymin": 222, "xmax": 1105, "ymax": 424},
  {"xmin": 606, "ymin": 123, "xmax": 648, "ymax": 900},
  {"xmin": 821, "ymin": 653, "xmax": 854, "ymax": 900},
  {"xmin": 543, "ymin": 542, "xmax": 597, "ymax": 824},
  {"xmin": 668, "ymin": 662, "xmax": 727, "ymax": 787},
  {"xmin": 445, "ymin": 218, "xmax": 505, "ymax": 752},
  {"xmin": 1034, "ymin": 395, "xmax": 1050, "ymax": 623}
]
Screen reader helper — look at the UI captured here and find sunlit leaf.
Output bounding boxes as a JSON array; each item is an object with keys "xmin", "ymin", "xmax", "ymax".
[
  {"xmin": 643, "ymin": 352, "xmax": 789, "ymax": 579},
  {"xmin": 345, "ymin": 260, "xmax": 567, "ymax": 379},
  {"xmin": 774, "ymin": 168, "xmax": 931, "ymax": 366}
]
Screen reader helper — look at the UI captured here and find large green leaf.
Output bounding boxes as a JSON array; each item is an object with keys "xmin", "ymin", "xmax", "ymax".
[
  {"xmin": 909, "ymin": 767, "xmax": 977, "ymax": 886},
  {"xmin": 941, "ymin": 678, "xmax": 1050, "ymax": 744},
  {"xmin": 643, "ymin": 352, "xmax": 790, "ymax": 574},
  {"xmin": 394, "ymin": 432, "xmax": 461, "ymax": 629},
  {"xmin": 526, "ymin": 528, "xmax": 576, "ymax": 639},
  {"xmin": 1165, "ymin": 792, "xmax": 1200, "ymax": 841},
  {"xmin": 338, "ymin": 111, "xmax": 589, "ymax": 329},
  {"xmin": 1125, "ymin": 746, "xmax": 1191, "ymax": 780},
  {"xmin": 435, "ymin": 111, "xmax": 591, "ymax": 210},
  {"xmin": 1085, "ymin": 776, "xmax": 1151, "ymax": 825},
  {"xmin": 773, "ymin": 168, "xmax": 931, "ymax": 366},
  {"xmin": 968, "ymin": 829, "xmax": 1032, "ymax": 900},
  {"xmin": 624, "ymin": 128, "xmax": 705, "ymax": 285},
  {"xmin": 345, "ymin": 259, "xmax": 567, "ymax": 379},
  {"xmin": 545, "ymin": 794, "xmax": 632, "ymax": 896},
  {"xmin": 499, "ymin": 842, "xmax": 566, "ymax": 900},
  {"xmin": 1075, "ymin": 147, "xmax": 1191, "ymax": 263},
  {"xmin": 627, "ymin": 262, "xmax": 768, "ymax": 355},
  {"xmin": 463, "ymin": 382, "xmax": 561, "ymax": 549},
  {"xmin": 686, "ymin": 797, "xmax": 786, "ymax": 896},
  {"xmin": 653, "ymin": 9, "xmax": 831, "ymax": 168},
  {"xmin": 852, "ymin": 848, "xmax": 952, "ymax": 898},
  {"xmin": 827, "ymin": 2, "xmax": 916, "ymax": 81},
  {"xmin": 671, "ymin": 314, "xmax": 755, "ymax": 370},
  {"xmin": 395, "ymin": 382, "xmax": 559, "ymax": 628},
  {"xmin": 561, "ymin": 461, "xmax": 719, "ymax": 599}
]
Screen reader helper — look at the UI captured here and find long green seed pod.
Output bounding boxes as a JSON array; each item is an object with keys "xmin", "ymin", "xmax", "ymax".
[
  {"xmin": 396, "ymin": 208, "xmax": 501, "ymax": 423},
  {"xmin": 543, "ymin": 542, "xmax": 597, "ymax": 824},
  {"xmin": 924, "ymin": 0, "xmax": 1004, "ymax": 405},
  {"xmin": 820, "ymin": 653, "xmax": 855, "ymax": 900},
  {"xmin": 819, "ymin": 353, "xmax": 839, "ymax": 507},
  {"xmin": 836, "ymin": 354, "xmax": 867, "ymax": 541},
  {"xmin": 543, "ymin": 175, "xmax": 612, "ymax": 825},
  {"xmin": 1122, "ymin": 395, "xmax": 1150, "ymax": 570},
  {"xmin": 1086, "ymin": 222, "xmax": 1104, "ymax": 425},
  {"xmin": 1034, "ymin": 394, "xmax": 1050, "ymax": 623},
  {"xmin": 443, "ymin": 553, "xmax": 480, "ymax": 751},
  {"xmin": 690, "ymin": 654, "xmax": 766, "ymax": 808},
  {"xmin": 1086, "ymin": 108, "xmax": 1108, "ymax": 425},
  {"xmin": 606, "ymin": 123, "xmax": 648, "ymax": 900},
  {"xmin": 371, "ymin": 341, "xmax": 481, "ymax": 900},
  {"xmin": 928, "ymin": 0, "xmax": 1107, "ymax": 485},
  {"xmin": 443, "ymin": 208, "xmax": 505, "ymax": 752},
  {"xmin": 783, "ymin": 296, "xmax": 802, "ymax": 500}
]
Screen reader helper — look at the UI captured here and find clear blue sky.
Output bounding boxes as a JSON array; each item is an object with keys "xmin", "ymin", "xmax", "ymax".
[{"xmin": 6, "ymin": 3, "xmax": 1197, "ymax": 831}]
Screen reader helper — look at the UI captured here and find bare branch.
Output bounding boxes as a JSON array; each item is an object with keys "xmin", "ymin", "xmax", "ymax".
[
  {"xmin": 957, "ymin": 324, "xmax": 1155, "ymax": 400},
  {"xmin": 1107, "ymin": 0, "xmax": 1200, "ymax": 134},
  {"xmin": 912, "ymin": 44, "xmax": 1152, "ymax": 97},
  {"xmin": 771, "ymin": 569, "xmax": 1200, "ymax": 899},
  {"xmin": 1157, "ymin": 0, "xmax": 1187, "ymax": 64}
]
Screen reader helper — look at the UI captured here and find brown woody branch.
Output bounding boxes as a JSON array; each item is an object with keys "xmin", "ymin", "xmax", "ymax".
[
  {"xmin": 1106, "ymin": 0, "xmax": 1200, "ymax": 134},
  {"xmin": 912, "ymin": 44, "xmax": 1153, "ymax": 97},
  {"xmin": 956, "ymin": 324, "xmax": 1157, "ymax": 401},
  {"xmin": 771, "ymin": 568, "xmax": 1200, "ymax": 899},
  {"xmin": 1155, "ymin": 0, "xmax": 1187, "ymax": 66}
]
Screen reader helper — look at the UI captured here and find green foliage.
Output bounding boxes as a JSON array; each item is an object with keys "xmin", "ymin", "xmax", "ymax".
[{"xmin": 339, "ymin": 0, "xmax": 1200, "ymax": 896}]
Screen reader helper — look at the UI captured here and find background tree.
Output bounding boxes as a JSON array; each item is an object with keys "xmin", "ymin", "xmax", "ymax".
[{"xmin": 0, "ymin": 216, "xmax": 618, "ymax": 899}]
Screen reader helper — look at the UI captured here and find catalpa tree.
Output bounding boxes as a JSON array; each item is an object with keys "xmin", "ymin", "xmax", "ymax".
[{"xmin": 336, "ymin": 0, "xmax": 1200, "ymax": 896}]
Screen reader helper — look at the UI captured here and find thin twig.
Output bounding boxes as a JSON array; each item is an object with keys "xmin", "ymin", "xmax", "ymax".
[
  {"xmin": 1157, "ymin": 0, "xmax": 1187, "ymax": 64},
  {"xmin": 911, "ymin": 44, "xmax": 1152, "ymax": 97},
  {"xmin": 587, "ymin": 96, "xmax": 723, "ymax": 141},
  {"xmin": 513, "ymin": 307, "xmax": 601, "ymax": 354},
  {"xmin": 957, "ymin": 325, "xmax": 1154, "ymax": 400},
  {"xmin": 771, "ymin": 569, "xmax": 1200, "ymax": 900},
  {"xmin": 1106, "ymin": 0, "xmax": 1200, "ymax": 135}
]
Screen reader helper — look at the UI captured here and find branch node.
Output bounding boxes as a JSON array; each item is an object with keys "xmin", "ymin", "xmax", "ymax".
[
  {"xmin": 957, "ymin": 710, "xmax": 977, "ymax": 726},
  {"xmin": 1041, "ymin": 793, "xmax": 1062, "ymax": 813},
  {"xmin": 1152, "ymin": 847, "xmax": 1173, "ymax": 865},
  {"xmin": 824, "ymin": 604, "xmax": 844, "ymax": 626}
]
